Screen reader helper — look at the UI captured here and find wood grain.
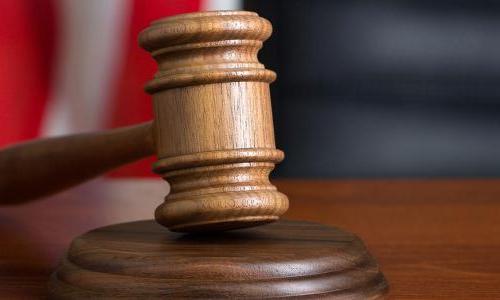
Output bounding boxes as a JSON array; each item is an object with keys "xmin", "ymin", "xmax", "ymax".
[
  {"xmin": 0, "ymin": 11, "xmax": 288, "ymax": 232},
  {"xmin": 1, "ymin": 179, "xmax": 498, "ymax": 299},
  {"xmin": 0, "ymin": 122, "xmax": 154, "ymax": 204},
  {"xmin": 48, "ymin": 220, "xmax": 387, "ymax": 299},
  {"xmin": 139, "ymin": 11, "xmax": 288, "ymax": 232}
]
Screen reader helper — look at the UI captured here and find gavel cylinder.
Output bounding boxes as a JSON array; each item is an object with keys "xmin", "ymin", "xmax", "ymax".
[{"xmin": 139, "ymin": 11, "xmax": 288, "ymax": 232}]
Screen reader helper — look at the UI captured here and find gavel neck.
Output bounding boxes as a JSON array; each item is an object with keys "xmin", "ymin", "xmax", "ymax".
[{"xmin": 0, "ymin": 121, "xmax": 154, "ymax": 205}]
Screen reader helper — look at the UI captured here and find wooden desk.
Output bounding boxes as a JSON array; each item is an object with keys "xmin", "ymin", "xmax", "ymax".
[{"xmin": 1, "ymin": 179, "xmax": 500, "ymax": 299}]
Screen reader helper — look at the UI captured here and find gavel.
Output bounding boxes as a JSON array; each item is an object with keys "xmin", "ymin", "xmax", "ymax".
[
  {"xmin": 3, "ymin": 12, "xmax": 388, "ymax": 298},
  {"xmin": 0, "ymin": 11, "xmax": 288, "ymax": 232}
]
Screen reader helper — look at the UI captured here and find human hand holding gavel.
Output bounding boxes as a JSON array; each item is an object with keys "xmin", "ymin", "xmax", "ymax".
[{"xmin": 0, "ymin": 11, "xmax": 288, "ymax": 233}]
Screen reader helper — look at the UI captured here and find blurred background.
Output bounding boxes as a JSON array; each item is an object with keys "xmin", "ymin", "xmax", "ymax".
[{"xmin": 2, "ymin": 0, "xmax": 500, "ymax": 178}]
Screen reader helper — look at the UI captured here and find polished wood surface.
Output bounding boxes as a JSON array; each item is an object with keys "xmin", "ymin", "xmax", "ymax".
[
  {"xmin": 140, "ymin": 11, "xmax": 288, "ymax": 232},
  {"xmin": 48, "ymin": 220, "xmax": 387, "ymax": 299},
  {"xmin": 0, "ymin": 122, "xmax": 154, "ymax": 204},
  {"xmin": 1, "ymin": 179, "xmax": 499, "ymax": 299},
  {"xmin": 0, "ymin": 11, "xmax": 288, "ymax": 232}
]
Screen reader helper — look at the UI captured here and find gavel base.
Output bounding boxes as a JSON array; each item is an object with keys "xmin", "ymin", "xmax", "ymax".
[{"xmin": 48, "ymin": 220, "xmax": 388, "ymax": 299}]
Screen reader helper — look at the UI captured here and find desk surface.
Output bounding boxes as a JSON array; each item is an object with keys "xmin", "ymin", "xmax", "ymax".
[{"xmin": 1, "ymin": 179, "xmax": 500, "ymax": 299}]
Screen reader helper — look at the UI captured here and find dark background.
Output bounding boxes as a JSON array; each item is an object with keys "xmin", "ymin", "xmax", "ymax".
[{"xmin": 245, "ymin": 0, "xmax": 500, "ymax": 178}]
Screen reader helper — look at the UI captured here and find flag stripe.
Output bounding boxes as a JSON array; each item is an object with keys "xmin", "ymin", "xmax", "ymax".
[
  {"xmin": 41, "ymin": 0, "xmax": 131, "ymax": 136},
  {"xmin": 0, "ymin": 0, "xmax": 57, "ymax": 146},
  {"xmin": 0, "ymin": 0, "xmax": 244, "ymax": 177}
]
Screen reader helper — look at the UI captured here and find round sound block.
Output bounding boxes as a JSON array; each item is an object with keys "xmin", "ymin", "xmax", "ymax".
[{"xmin": 49, "ymin": 220, "xmax": 388, "ymax": 299}]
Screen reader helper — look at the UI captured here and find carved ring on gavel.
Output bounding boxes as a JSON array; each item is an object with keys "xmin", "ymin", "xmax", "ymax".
[{"xmin": 0, "ymin": 11, "xmax": 289, "ymax": 233}]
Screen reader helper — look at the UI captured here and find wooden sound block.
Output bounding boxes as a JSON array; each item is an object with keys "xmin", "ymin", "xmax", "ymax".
[{"xmin": 48, "ymin": 220, "xmax": 388, "ymax": 299}]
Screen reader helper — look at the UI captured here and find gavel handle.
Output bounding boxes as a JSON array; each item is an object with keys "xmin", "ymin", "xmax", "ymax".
[{"xmin": 0, "ymin": 122, "xmax": 155, "ymax": 205}]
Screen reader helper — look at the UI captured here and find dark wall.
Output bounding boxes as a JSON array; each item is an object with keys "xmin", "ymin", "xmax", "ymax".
[{"xmin": 245, "ymin": 0, "xmax": 500, "ymax": 178}]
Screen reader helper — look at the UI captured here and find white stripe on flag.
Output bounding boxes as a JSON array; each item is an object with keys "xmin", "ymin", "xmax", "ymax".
[
  {"xmin": 202, "ymin": 0, "xmax": 243, "ymax": 11},
  {"xmin": 42, "ymin": 0, "xmax": 131, "ymax": 136}
]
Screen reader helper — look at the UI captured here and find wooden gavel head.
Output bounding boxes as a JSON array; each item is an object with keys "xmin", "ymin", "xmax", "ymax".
[{"xmin": 139, "ymin": 11, "xmax": 288, "ymax": 232}]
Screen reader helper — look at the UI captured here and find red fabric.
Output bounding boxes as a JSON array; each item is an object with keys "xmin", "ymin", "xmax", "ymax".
[
  {"xmin": 107, "ymin": 0, "xmax": 200, "ymax": 177},
  {"xmin": 0, "ymin": 0, "xmax": 56, "ymax": 147}
]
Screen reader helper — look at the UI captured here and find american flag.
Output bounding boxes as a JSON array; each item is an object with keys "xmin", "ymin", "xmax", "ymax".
[{"xmin": 0, "ymin": 0, "xmax": 241, "ymax": 177}]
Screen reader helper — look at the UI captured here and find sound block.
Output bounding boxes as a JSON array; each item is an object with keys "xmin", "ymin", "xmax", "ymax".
[{"xmin": 49, "ymin": 220, "xmax": 388, "ymax": 299}]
